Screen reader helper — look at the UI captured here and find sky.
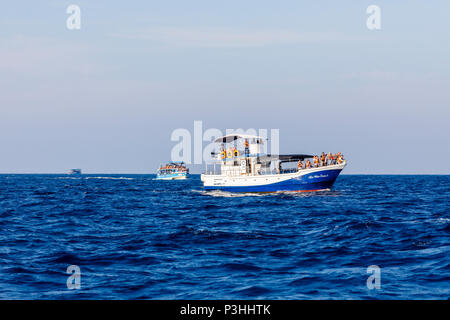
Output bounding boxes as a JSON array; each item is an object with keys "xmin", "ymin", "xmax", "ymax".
[{"xmin": 1, "ymin": 1, "xmax": 449, "ymax": 174}]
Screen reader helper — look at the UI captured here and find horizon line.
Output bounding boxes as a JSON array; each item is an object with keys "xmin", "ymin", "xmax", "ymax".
[{"xmin": 0, "ymin": 172, "xmax": 449, "ymax": 176}]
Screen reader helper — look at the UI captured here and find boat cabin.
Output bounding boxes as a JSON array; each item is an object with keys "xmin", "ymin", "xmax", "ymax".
[{"xmin": 206, "ymin": 134, "xmax": 313, "ymax": 177}]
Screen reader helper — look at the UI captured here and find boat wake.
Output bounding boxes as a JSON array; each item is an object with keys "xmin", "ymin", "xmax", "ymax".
[
  {"xmin": 193, "ymin": 189, "xmax": 267, "ymax": 198},
  {"xmin": 84, "ymin": 176, "xmax": 135, "ymax": 180},
  {"xmin": 194, "ymin": 188, "xmax": 343, "ymax": 198}
]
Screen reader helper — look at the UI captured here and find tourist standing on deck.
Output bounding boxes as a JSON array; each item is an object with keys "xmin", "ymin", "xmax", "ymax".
[
  {"xmin": 320, "ymin": 152, "xmax": 326, "ymax": 166},
  {"xmin": 313, "ymin": 156, "xmax": 319, "ymax": 168}
]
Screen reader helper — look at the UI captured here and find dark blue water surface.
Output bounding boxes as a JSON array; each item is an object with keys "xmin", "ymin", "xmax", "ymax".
[{"xmin": 0, "ymin": 174, "xmax": 448, "ymax": 299}]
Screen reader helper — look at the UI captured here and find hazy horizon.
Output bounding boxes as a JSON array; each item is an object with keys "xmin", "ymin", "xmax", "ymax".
[
  {"xmin": 0, "ymin": 172, "xmax": 449, "ymax": 175},
  {"xmin": 1, "ymin": 1, "xmax": 449, "ymax": 174}
]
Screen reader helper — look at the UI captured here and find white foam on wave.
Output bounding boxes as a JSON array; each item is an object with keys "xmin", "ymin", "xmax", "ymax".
[
  {"xmin": 85, "ymin": 177, "xmax": 135, "ymax": 180},
  {"xmin": 55, "ymin": 177, "xmax": 82, "ymax": 180},
  {"xmin": 194, "ymin": 189, "xmax": 339, "ymax": 198},
  {"xmin": 195, "ymin": 189, "xmax": 268, "ymax": 198},
  {"xmin": 55, "ymin": 176, "xmax": 134, "ymax": 180}
]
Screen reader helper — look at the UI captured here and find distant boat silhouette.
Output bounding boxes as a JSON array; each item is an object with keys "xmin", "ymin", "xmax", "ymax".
[{"xmin": 68, "ymin": 169, "xmax": 82, "ymax": 176}]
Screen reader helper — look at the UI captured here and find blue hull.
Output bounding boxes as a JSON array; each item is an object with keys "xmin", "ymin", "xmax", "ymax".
[
  {"xmin": 156, "ymin": 172, "xmax": 188, "ymax": 180},
  {"xmin": 204, "ymin": 168, "xmax": 342, "ymax": 192}
]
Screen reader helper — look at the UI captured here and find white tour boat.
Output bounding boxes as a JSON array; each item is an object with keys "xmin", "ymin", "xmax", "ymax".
[{"xmin": 201, "ymin": 134, "xmax": 346, "ymax": 192}]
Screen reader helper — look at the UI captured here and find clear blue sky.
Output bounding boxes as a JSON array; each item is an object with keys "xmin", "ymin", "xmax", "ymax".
[{"xmin": 1, "ymin": 1, "xmax": 449, "ymax": 173}]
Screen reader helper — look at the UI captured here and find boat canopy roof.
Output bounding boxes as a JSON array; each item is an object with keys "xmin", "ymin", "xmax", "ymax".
[
  {"xmin": 214, "ymin": 134, "xmax": 265, "ymax": 144},
  {"xmin": 163, "ymin": 161, "xmax": 185, "ymax": 165},
  {"xmin": 258, "ymin": 154, "xmax": 314, "ymax": 162}
]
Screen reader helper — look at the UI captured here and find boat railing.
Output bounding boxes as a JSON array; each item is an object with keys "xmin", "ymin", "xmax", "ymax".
[
  {"xmin": 203, "ymin": 159, "xmax": 346, "ymax": 176},
  {"xmin": 258, "ymin": 168, "xmax": 298, "ymax": 175},
  {"xmin": 203, "ymin": 166, "xmax": 300, "ymax": 176},
  {"xmin": 204, "ymin": 168, "xmax": 242, "ymax": 176}
]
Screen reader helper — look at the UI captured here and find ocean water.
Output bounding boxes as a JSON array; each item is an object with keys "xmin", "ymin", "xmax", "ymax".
[{"xmin": 0, "ymin": 174, "xmax": 448, "ymax": 300}]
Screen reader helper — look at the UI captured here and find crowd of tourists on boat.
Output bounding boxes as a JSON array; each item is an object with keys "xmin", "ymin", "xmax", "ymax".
[
  {"xmin": 159, "ymin": 163, "xmax": 188, "ymax": 172},
  {"xmin": 297, "ymin": 152, "xmax": 345, "ymax": 170}
]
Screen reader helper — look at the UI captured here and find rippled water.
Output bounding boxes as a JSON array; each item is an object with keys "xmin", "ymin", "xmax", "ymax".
[{"xmin": 0, "ymin": 174, "xmax": 448, "ymax": 299}]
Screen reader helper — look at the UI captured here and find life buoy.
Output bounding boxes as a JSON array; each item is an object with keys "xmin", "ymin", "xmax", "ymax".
[
  {"xmin": 227, "ymin": 150, "xmax": 233, "ymax": 158},
  {"xmin": 233, "ymin": 150, "xmax": 239, "ymax": 157},
  {"xmin": 220, "ymin": 151, "xmax": 226, "ymax": 159}
]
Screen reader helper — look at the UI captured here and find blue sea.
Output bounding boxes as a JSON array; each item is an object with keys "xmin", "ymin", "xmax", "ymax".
[{"xmin": 0, "ymin": 174, "xmax": 448, "ymax": 299}]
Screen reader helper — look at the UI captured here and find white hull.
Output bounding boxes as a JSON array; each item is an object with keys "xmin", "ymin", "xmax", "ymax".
[
  {"xmin": 157, "ymin": 175, "xmax": 187, "ymax": 180},
  {"xmin": 170, "ymin": 175, "xmax": 187, "ymax": 180}
]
